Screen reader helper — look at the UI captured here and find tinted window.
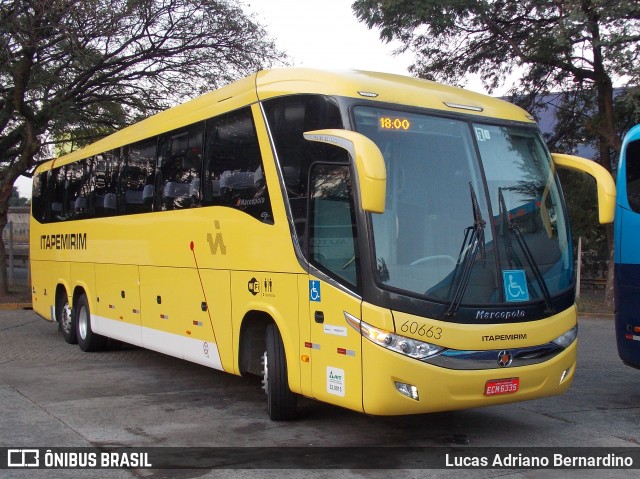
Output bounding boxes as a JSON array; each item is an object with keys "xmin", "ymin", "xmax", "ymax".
[
  {"xmin": 69, "ymin": 159, "xmax": 97, "ymax": 219},
  {"xmin": 32, "ymin": 110, "xmax": 272, "ymax": 223},
  {"xmin": 48, "ymin": 165, "xmax": 71, "ymax": 221},
  {"xmin": 626, "ymin": 139, "xmax": 640, "ymax": 213},
  {"xmin": 204, "ymin": 108, "xmax": 273, "ymax": 223},
  {"xmin": 120, "ymin": 140, "xmax": 156, "ymax": 214},
  {"xmin": 309, "ymin": 163, "xmax": 359, "ymax": 288},
  {"xmin": 262, "ymin": 95, "xmax": 344, "ymax": 246},
  {"xmin": 94, "ymin": 150, "xmax": 122, "ymax": 217},
  {"xmin": 158, "ymin": 123, "xmax": 203, "ymax": 210},
  {"xmin": 31, "ymin": 172, "xmax": 47, "ymax": 222}
]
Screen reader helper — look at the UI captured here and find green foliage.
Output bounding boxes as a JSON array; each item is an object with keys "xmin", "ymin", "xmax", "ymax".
[
  {"xmin": 1, "ymin": 0, "xmax": 287, "ymax": 171},
  {"xmin": 352, "ymin": 0, "xmax": 639, "ymax": 303},
  {"xmin": 8, "ymin": 187, "xmax": 28, "ymax": 207},
  {"xmin": 557, "ymin": 170, "xmax": 607, "ymax": 278},
  {"xmin": 354, "ymin": 1, "xmax": 639, "ymax": 91},
  {"xmin": 0, "ymin": 0, "xmax": 287, "ymax": 293},
  {"xmin": 352, "ymin": 1, "xmax": 639, "ymax": 163}
]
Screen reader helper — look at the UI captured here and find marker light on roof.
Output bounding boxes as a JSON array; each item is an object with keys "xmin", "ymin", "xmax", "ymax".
[{"xmin": 443, "ymin": 102, "xmax": 483, "ymax": 112}]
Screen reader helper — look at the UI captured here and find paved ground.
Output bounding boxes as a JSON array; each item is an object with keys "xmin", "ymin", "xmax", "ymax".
[{"xmin": 0, "ymin": 309, "xmax": 638, "ymax": 478}]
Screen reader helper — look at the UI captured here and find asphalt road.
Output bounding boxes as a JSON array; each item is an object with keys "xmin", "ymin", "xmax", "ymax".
[{"xmin": 0, "ymin": 309, "xmax": 638, "ymax": 478}]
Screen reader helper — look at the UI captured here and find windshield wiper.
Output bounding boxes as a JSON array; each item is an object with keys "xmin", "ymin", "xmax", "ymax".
[
  {"xmin": 498, "ymin": 187, "xmax": 554, "ymax": 313},
  {"xmin": 498, "ymin": 187, "xmax": 516, "ymax": 267},
  {"xmin": 445, "ymin": 183, "xmax": 486, "ymax": 317}
]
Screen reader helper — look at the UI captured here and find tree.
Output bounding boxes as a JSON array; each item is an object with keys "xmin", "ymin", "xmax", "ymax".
[
  {"xmin": 557, "ymin": 169, "xmax": 607, "ymax": 280},
  {"xmin": 0, "ymin": 0, "xmax": 285, "ymax": 295},
  {"xmin": 353, "ymin": 0, "xmax": 640, "ymax": 305},
  {"xmin": 8, "ymin": 186, "xmax": 29, "ymax": 207}
]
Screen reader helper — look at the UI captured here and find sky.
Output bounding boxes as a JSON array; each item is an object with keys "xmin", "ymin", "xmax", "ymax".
[
  {"xmin": 15, "ymin": 0, "xmax": 488, "ymax": 198},
  {"xmin": 245, "ymin": 0, "xmax": 414, "ymax": 76}
]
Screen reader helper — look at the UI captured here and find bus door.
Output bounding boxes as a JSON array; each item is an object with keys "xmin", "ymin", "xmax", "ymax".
[{"xmin": 306, "ymin": 162, "xmax": 364, "ymax": 412}]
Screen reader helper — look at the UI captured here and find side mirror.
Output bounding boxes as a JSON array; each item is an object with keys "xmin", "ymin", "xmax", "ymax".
[
  {"xmin": 303, "ymin": 129, "xmax": 386, "ymax": 213},
  {"xmin": 552, "ymin": 153, "xmax": 616, "ymax": 224}
]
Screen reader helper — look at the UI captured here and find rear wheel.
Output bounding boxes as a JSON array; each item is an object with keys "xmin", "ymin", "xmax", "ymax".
[
  {"xmin": 57, "ymin": 291, "xmax": 77, "ymax": 344},
  {"xmin": 263, "ymin": 324, "xmax": 297, "ymax": 420},
  {"xmin": 75, "ymin": 293, "xmax": 107, "ymax": 352}
]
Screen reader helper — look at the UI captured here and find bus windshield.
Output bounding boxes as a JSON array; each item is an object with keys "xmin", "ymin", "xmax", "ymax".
[{"xmin": 353, "ymin": 106, "xmax": 572, "ymax": 311}]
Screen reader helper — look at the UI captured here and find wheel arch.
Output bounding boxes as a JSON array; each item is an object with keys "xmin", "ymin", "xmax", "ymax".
[
  {"xmin": 238, "ymin": 310, "xmax": 272, "ymax": 377},
  {"xmin": 71, "ymin": 282, "xmax": 94, "ymax": 311},
  {"xmin": 237, "ymin": 307, "xmax": 300, "ymax": 394},
  {"xmin": 54, "ymin": 283, "xmax": 69, "ymax": 320}
]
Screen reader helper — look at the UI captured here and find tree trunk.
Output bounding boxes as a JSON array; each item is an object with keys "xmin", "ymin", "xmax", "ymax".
[
  {"xmin": 581, "ymin": 0, "xmax": 618, "ymax": 309},
  {"xmin": 1, "ymin": 42, "xmax": 39, "ymax": 297},
  {"xmin": 604, "ymin": 223, "xmax": 615, "ymax": 310},
  {"xmin": 593, "ymin": 79, "xmax": 617, "ymax": 309}
]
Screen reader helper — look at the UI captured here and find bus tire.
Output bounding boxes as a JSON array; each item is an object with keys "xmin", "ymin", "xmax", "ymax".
[
  {"xmin": 57, "ymin": 290, "xmax": 77, "ymax": 344},
  {"xmin": 263, "ymin": 323, "xmax": 297, "ymax": 421},
  {"xmin": 75, "ymin": 293, "xmax": 106, "ymax": 352}
]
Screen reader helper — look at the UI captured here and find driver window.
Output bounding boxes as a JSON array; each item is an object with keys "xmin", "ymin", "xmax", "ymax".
[
  {"xmin": 626, "ymin": 139, "xmax": 640, "ymax": 213},
  {"xmin": 308, "ymin": 163, "xmax": 360, "ymax": 289}
]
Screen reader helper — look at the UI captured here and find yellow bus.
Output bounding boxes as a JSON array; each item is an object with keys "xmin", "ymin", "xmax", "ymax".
[{"xmin": 30, "ymin": 68, "xmax": 616, "ymax": 420}]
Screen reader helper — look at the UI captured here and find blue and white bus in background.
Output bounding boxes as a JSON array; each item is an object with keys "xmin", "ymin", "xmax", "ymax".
[{"xmin": 615, "ymin": 124, "xmax": 640, "ymax": 369}]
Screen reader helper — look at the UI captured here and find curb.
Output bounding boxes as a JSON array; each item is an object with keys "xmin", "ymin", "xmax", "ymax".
[
  {"xmin": 0, "ymin": 303, "xmax": 33, "ymax": 311},
  {"xmin": 578, "ymin": 312, "xmax": 614, "ymax": 319}
]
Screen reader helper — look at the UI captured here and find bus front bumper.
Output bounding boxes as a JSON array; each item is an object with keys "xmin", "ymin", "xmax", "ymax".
[{"xmin": 361, "ymin": 339, "xmax": 576, "ymax": 415}]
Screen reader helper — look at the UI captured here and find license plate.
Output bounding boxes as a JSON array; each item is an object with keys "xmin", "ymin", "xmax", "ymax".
[{"xmin": 485, "ymin": 378, "xmax": 520, "ymax": 396}]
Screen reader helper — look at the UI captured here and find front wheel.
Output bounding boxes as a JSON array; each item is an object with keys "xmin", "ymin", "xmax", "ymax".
[
  {"xmin": 75, "ymin": 293, "xmax": 106, "ymax": 352},
  {"xmin": 262, "ymin": 324, "xmax": 297, "ymax": 421}
]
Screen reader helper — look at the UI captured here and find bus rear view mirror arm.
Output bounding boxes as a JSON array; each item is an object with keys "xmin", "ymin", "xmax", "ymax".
[
  {"xmin": 551, "ymin": 153, "xmax": 616, "ymax": 224},
  {"xmin": 304, "ymin": 129, "xmax": 387, "ymax": 214}
]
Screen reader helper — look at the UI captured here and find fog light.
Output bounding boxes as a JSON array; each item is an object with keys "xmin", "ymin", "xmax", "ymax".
[
  {"xmin": 559, "ymin": 366, "xmax": 572, "ymax": 384},
  {"xmin": 395, "ymin": 381, "xmax": 419, "ymax": 401}
]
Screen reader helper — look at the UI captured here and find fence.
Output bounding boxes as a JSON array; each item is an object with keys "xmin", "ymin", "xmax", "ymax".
[{"xmin": 2, "ymin": 207, "xmax": 30, "ymax": 288}]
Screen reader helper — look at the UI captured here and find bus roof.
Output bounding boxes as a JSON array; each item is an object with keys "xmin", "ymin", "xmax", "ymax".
[
  {"xmin": 256, "ymin": 68, "xmax": 533, "ymax": 123},
  {"xmin": 40, "ymin": 68, "xmax": 534, "ymax": 172}
]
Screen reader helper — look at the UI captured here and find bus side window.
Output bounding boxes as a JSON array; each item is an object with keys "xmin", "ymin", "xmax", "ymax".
[
  {"xmin": 308, "ymin": 163, "xmax": 360, "ymax": 289},
  {"xmin": 157, "ymin": 123, "xmax": 203, "ymax": 211},
  {"xmin": 203, "ymin": 107, "xmax": 273, "ymax": 223},
  {"xmin": 626, "ymin": 139, "xmax": 640, "ymax": 213},
  {"xmin": 120, "ymin": 140, "xmax": 156, "ymax": 215},
  {"xmin": 48, "ymin": 166, "xmax": 68, "ymax": 222},
  {"xmin": 31, "ymin": 172, "xmax": 48, "ymax": 223},
  {"xmin": 94, "ymin": 150, "xmax": 122, "ymax": 217},
  {"xmin": 69, "ymin": 159, "xmax": 93, "ymax": 220}
]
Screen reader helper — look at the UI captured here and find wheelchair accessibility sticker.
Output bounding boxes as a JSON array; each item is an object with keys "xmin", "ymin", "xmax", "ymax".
[
  {"xmin": 309, "ymin": 280, "xmax": 321, "ymax": 302},
  {"xmin": 503, "ymin": 270, "xmax": 529, "ymax": 302}
]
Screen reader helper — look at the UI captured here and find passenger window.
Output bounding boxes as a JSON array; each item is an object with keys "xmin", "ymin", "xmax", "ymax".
[
  {"xmin": 48, "ymin": 165, "xmax": 72, "ymax": 221},
  {"xmin": 308, "ymin": 163, "xmax": 359, "ymax": 288},
  {"xmin": 157, "ymin": 123, "xmax": 203, "ymax": 210},
  {"xmin": 67, "ymin": 160, "xmax": 92, "ymax": 219},
  {"xmin": 626, "ymin": 140, "xmax": 640, "ymax": 213},
  {"xmin": 31, "ymin": 172, "xmax": 47, "ymax": 223},
  {"xmin": 120, "ymin": 140, "xmax": 156, "ymax": 214},
  {"xmin": 95, "ymin": 150, "xmax": 122, "ymax": 217},
  {"xmin": 203, "ymin": 108, "xmax": 273, "ymax": 223}
]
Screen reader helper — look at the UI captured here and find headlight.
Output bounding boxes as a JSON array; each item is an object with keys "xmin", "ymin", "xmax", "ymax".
[
  {"xmin": 344, "ymin": 312, "xmax": 445, "ymax": 360},
  {"xmin": 551, "ymin": 325, "xmax": 578, "ymax": 349}
]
